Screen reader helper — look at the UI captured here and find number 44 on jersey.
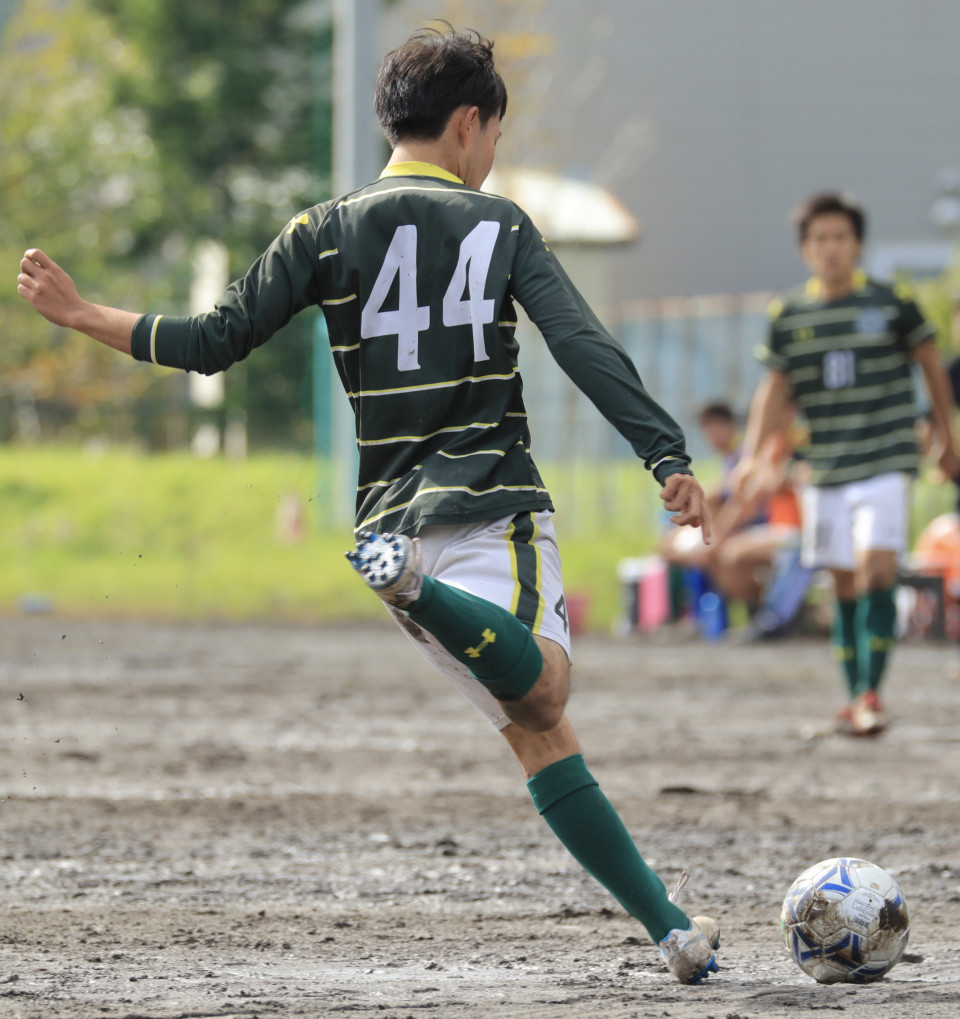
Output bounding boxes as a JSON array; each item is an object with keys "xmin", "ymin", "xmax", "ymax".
[{"xmin": 360, "ymin": 222, "xmax": 501, "ymax": 371}]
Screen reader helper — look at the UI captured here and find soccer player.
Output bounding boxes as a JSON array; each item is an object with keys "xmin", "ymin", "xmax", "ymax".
[
  {"xmin": 735, "ymin": 192, "xmax": 959, "ymax": 735},
  {"xmin": 17, "ymin": 27, "xmax": 719, "ymax": 983}
]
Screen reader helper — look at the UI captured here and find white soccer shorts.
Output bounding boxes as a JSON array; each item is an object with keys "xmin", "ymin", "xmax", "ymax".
[
  {"xmin": 801, "ymin": 472, "xmax": 910, "ymax": 571},
  {"xmin": 386, "ymin": 510, "xmax": 572, "ymax": 730}
]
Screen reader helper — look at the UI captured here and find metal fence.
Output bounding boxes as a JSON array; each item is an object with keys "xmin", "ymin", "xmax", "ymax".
[{"xmin": 519, "ymin": 292, "xmax": 774, "ymax": 466}]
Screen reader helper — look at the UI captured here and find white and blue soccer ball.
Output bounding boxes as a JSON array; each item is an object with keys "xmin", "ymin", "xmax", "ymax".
[{"xmin": 781, "ymin": 857, "xmax": 909, "ymax": 983}]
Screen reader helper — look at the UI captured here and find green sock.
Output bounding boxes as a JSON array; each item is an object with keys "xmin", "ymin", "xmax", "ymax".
[
  {"xmin": 406, "ymin": 576, "xmax": 543, "ymax": 701},
  {"xmin": 832, "ymin": 599, "xmax": 859, "ymax": 699},
  {"xmin": 527, "ymin": 754, "xmax": 690, "ymax": 943},
  {"xmin": 855, "ymin": 587, "xmax": 897, "ymax": 696}
]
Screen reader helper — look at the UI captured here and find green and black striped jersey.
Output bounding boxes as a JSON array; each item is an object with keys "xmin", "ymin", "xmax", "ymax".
[
  {"xmin": 757, "ymin": 271, "xmax": 933, "ymax": 487},
  {"xmin": 131, "ymin": 161, "xmax": 692, "ymax": 533}
]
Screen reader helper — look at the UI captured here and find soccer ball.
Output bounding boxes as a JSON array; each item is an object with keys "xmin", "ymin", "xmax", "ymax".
[{"xmin": 780, "ymin": 857, "xmax": 909, "ymax": 983}]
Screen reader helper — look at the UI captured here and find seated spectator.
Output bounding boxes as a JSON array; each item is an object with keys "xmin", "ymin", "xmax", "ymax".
[{"xmin": 662, "ymin": 401, "xmax": 806, "ymax": 623}]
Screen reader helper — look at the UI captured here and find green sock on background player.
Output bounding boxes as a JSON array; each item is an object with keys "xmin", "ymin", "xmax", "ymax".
[
  {"xmin": 406, "ymin": 575, "xmax": 543, "ymax": 701},
  {"xmin": 527, "ymin": 753, "xmax": 690, "ymax": 943},
  {"xmin": 832, "ymin": 598, "xmax": 859, "ymax": 699},
  {"xmin": 855, "ymin": 587, "xmax": 897, "ymax": 695}
]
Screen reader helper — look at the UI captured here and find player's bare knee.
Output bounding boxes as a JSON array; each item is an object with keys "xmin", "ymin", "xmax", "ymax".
[{"xmin": 524, "ymin": 693, "xmax": 566, "ymax": 732}]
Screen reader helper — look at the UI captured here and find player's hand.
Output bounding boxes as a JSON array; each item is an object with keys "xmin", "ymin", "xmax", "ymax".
[
  {"xmin": 660, "ymin": 473, "xmax": 713, "ymax": 545},
  {"xmin": 17, "ymin": 249, "xmax": 86, "ymax": 328}
]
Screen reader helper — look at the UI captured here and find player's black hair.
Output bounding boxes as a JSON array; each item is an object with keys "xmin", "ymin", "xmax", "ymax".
[
  {"xmin": 375, "ymin": 24, "xmax": 508, "ymax": 146},
  {"xmin": 793, "ymin": 192, "xmax": 867, "ymax": 244},
  {"xmin": 697, "ymin": 401, "xmax": 735, "ymax": 426}
]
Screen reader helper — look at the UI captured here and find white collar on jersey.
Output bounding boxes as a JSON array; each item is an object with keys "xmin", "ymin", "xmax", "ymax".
[{"xmin": 379, "ymin": 161, "xmax": 464, "ymax": 184}]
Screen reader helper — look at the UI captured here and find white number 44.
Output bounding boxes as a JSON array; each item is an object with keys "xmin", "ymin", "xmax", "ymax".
[{"xmin": 360, "ymin": 221, "xmax": 501, "ymax": 371}]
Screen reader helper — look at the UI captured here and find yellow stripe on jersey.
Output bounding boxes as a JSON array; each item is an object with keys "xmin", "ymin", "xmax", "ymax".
[
  {"xmin": 344, "ymin": 368, "xmax": 519, "ymax": 400},
  {"xmin": 379, "ymin": 161, "xmax": 464, "ymax": 183},
  {"xmin": 357, "ymin": 421, "xmax": 500, "ymax": 447},
  {"xmin": 340, "ymin": 184, "xmax": 512, "ymax": 210}
]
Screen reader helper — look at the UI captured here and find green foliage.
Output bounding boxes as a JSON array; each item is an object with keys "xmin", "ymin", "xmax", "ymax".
[
  {"xmin": 0, "ymin": 1, "xmax": 173, "ymax": 436},
  {"xmin": 89, "ymin": 0, "xmax": 332, "ymax": 266},
  {"xmin": 0, "ymin": 0, "xmax": 333, "ymax": 448}
]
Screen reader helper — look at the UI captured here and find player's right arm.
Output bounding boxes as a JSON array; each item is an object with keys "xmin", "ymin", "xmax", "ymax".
[
  {"xmin": 18, "ymin": 207, "xmax": 329, "ymax": 373},
  {"xmin": 732, "ymin": 368, "xmax": 794, "ymax": 497},
  {"xmin": 731, "ymin": 300, "xmax": 795, "ymax": 500},
  {"xmin": 18, "ymin": 249, "xmax": 138, "ymax": 355}
]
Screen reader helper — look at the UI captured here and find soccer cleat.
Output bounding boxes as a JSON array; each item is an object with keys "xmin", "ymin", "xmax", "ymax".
[
  {"xmin": 659, "ymin": 918, "xmax": 720, "ymax": 984},
  {"xmin": 345, "ymin": 530, "xmax": 424, "ymax": 607},
  {"xmin": 850, "ymin": 690, "xmax": 887, "ymax": 737},
  {"xmin": 660, "ymin": 872, "xmax": 720, "ymax": 984}
]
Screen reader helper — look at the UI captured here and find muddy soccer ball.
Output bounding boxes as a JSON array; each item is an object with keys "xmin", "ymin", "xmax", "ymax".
[{"xmin": 780, "ymin": 857, "xmax": 909, "ymax": 983}]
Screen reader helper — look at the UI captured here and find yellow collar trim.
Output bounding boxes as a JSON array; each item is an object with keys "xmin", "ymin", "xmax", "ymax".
[
  {"xmin": 380, "ymin": 161, "xmax": 464, "ymax": 184},
  {"xmin": 806, "ymin": 268, "xmax": 868, "ymax": 298}
]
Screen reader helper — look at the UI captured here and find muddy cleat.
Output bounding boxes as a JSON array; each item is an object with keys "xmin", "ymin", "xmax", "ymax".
[
  {"xmin": 850, "ymin": 689, "xmax": 887, "ymax": 737},
  {"xmin": 660, "ymin": 872, "xmax": 720, "ymax": 984},
  {"xmin": 659, "ymin": 918, "xmax": 720, "ymax": 984},
  {"xmin": 346, "ymin": 531, "xmax": 424, "ymax": 607}
]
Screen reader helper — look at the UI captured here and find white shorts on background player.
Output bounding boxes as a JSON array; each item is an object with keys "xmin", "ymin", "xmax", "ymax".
[
  {"xmin": 386, "ymin": 510, "xmax": 571, "ymax": 731},
  {"xmin": 800, "ymin": 471, "xmax": 910, "ymax": 571}
]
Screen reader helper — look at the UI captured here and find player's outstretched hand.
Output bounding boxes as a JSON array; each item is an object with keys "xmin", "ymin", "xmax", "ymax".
[
  {"xmin": 17, "ymin": 249, "xmax": 85, "ymax": 328},
  {"xmin": 660, "ymin": 473, "xmax": 712, "ymax": 545}
]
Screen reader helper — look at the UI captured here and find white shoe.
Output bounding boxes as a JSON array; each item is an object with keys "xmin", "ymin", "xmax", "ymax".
[
  {"xmin": 850, "ymin": 690, "xmax": 887, "ymax": 737},
  {"xmin": 345, "ymin": 531, "xmax": 423, "ymax": 607},
  {"xmin": 659, "ymin": 872, "xmax": 720, "ymax": 984}
]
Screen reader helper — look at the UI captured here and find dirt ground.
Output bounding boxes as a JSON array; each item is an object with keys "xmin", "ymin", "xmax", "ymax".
[{"xmin": 3, "ymin": 613, "xmax": 960, "ymax": 1019}]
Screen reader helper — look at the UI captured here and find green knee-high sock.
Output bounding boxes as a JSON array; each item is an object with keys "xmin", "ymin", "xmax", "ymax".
[
  {"xmin": 832, "ymin": 599, "xmax": 859, "ymax": 699},
  {"xmin": 527, "ymin": 754, "xmax": 690, "ymax": 943},
  {"xmin": 406, "ymin": 576, "xmax": 543, "ymax": 701},
  {"xmin": 855, "ymin": 587, "xmax": 897, "ymax": 696}
]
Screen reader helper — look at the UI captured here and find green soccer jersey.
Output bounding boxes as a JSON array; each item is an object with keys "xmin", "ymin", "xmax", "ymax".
[
  {"xmin": 757, "ymin": 271, "xmax": 934, "ymax": 487},
  {"xmin": 131, "ymin": 162, "xmax": 691, "ymax": 532}
]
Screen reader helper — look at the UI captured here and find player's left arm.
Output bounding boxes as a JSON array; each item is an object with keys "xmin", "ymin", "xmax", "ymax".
[
  {"xmin": 508, "ymin": 218, "xmax": 712, "ymax": 538},
  {"xmin": 912, "ymin": 338, "xmax": 959, "ymax": 479},
  {"xmin": 508, "ymin": 218, "xmax": 692, "ymax": 482}
]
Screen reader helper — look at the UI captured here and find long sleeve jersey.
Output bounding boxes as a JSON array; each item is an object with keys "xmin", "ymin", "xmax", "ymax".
[{"xmin": 131, "ymin": 162, "xmax": 692, "ymax": 533}]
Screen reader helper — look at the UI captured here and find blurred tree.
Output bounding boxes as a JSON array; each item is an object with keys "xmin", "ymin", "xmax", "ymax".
[
  {"xmin": 0, "ymin": 0, "xmax": 333, "ymax": 449},
  {"xmin": 90, "ymin": 0, "xmax": 332, "ymax": 267},
  {"xmin": 0, "ymin": 0, "xmax": 170, "ymax": 444}
]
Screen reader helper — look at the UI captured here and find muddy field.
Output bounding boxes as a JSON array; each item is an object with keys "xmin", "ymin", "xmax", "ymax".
[{"xmin": 3, "ymin": 613, "xmax": 960, "ymax": 1019}]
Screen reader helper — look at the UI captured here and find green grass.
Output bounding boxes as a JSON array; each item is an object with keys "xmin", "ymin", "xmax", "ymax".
[
  {"xmin": 0, "ymin": 446, "xmax": 673, "ymax": 629},
  {"xmin": 3, "ymin": 446, "xmax": 954, "ymax": 630},
  {"xmin": 0, "ymin": 447, "xmax": 374, "ymax": 623}
]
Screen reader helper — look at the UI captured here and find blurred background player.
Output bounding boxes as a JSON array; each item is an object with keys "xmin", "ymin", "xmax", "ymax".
[
  {"xmin": 662, "ymin": 401, "xmax": 805, "ymax": 627},
  {"xmin": 734, "ymin": 192, "xmax": 959, "ymax": 735},
  {"xmin": 17, "ymin": 25, "xmax": 720, "ymax": 984}
]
